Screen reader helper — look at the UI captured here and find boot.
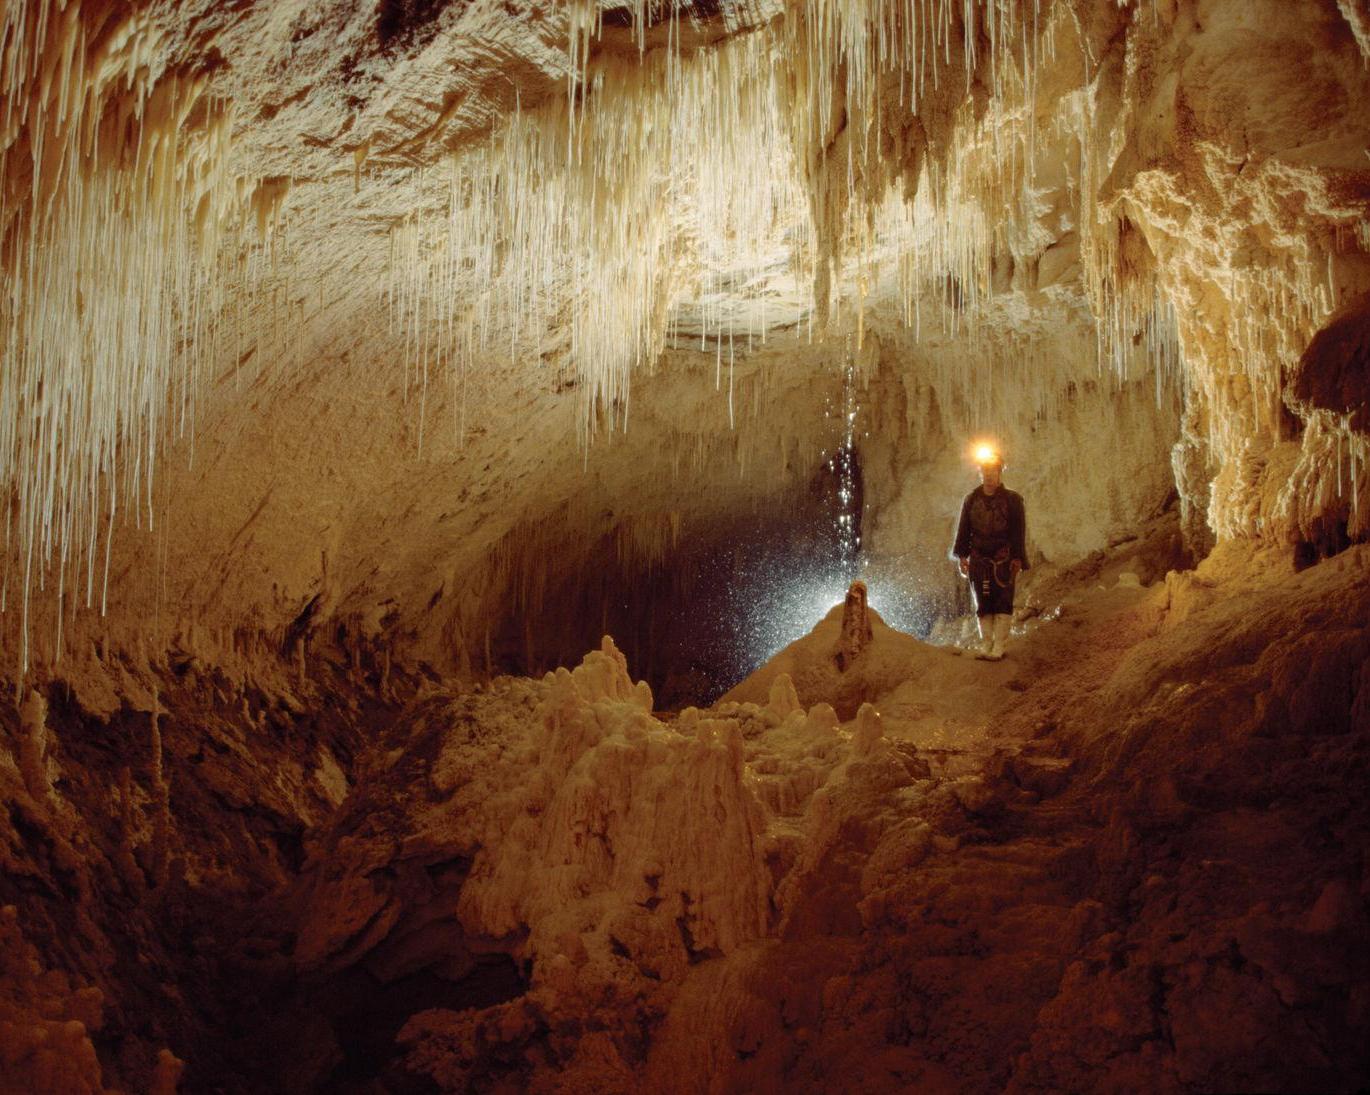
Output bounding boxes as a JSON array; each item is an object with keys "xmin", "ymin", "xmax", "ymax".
[
  {"xmin": 985, "ymin": 613, "xmax": 1011, "ymax": 660},
  {"xmin": 973, "ymin": 616, "xmax": 995, "ymax": 659}
]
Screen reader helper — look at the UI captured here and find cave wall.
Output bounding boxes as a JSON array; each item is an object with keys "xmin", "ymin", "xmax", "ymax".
[
  {"xmin": 3, "ymin": 0, "xmax": 1369, "ymax": 680},
  {"xmin": 1081, "ymin": 0, "xmax": 1370, "ymax": 546},
  {"xmin": 12, "ymin": 327, "xmax": 856, "ymax": 699}
]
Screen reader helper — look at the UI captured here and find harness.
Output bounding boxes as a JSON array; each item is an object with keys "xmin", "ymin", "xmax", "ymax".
[{"xmin": 970, "ymin": 551, "xmax": 1015, "ymax": 594}]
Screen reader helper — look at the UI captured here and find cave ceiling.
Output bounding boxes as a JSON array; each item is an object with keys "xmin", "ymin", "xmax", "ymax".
[{"xmin": 1, "ymin": 0, "xmax": 1368, "ymax": 674}]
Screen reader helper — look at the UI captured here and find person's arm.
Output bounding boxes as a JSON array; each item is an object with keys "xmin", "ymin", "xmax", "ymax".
[
  {"xmin": 952, "ymin": 494, "xmax": 972, "ymax": 564},
  {"xmin": 1010, "ymin": 493, "xmax": 1028, "ymax": 570}
]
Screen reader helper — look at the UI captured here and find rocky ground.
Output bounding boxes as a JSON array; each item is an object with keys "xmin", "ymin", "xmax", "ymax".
[{"xmin": 1, "ymin": 523, "xmax": 1368, "ymax": 1093}]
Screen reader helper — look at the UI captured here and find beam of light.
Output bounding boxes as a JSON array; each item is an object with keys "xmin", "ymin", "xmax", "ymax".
[
  {"xmin": 864, "ymin": 581, "xmax": 936, "ymax": 638},
  {"xmin": 737, "ymin": 566, "xmax": 852, "ymax": 668},
  {"xmin": 729, "ymin": 566, "xmax": 935, "ymax": 676}
]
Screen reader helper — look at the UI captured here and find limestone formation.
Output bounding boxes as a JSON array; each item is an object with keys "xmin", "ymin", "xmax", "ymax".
[
  {"xmin": 833, "ymin": 580, "xmax": 874, "ymax": 671},
  {"xmin": 18, "ymin": 689, "xmax": 53, "ymax": 808}
]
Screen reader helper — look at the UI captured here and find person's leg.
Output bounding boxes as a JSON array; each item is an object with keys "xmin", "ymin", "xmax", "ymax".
[
  {"xmin": 990, "ymin": 612, "xmax": 1011, "ymax": 658},
  {"xmin": 968, "ymin": 557, "xmax": 995, "ymax": 657},
  {"xmin": 982, "ymin": 561, "xmax": 1014, "ymax": 660},
  {"xmin": 975, "ymin": 612, "xmax": 994, "ymax": 657}
]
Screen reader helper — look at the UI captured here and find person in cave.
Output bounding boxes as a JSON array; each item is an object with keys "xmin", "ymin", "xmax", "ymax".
[{"xmin": 951, "ymin": 446, "xmax": 1028, "ymax": 660}]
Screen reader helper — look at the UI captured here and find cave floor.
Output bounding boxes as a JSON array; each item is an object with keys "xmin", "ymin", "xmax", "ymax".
[
  {"xmin": 3, "ymin": 539, "xmax": 1368, "ymax": 1094},
  {"xmin": 223, "ymin": 541, "xmax": 1370, "ymax": 1092},
  {"xmin": 668, "ymin": 537, "xmax": 1370, "ymax": 1094},
  {"xmin": 880, "ymin": 581, "xmax": 1157, "ymax": 754}
]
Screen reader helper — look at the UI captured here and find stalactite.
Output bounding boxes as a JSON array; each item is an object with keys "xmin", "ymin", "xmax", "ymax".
[
  {"xmin": 3, "ymin": 0, "xmax": 1132, "ymax": 654},
  {"xmin": 4, "ymin": 0, "xmax": 1365, "ymax": 665},
  {"xmin": 388, "ymin": 0, "xmax": 1063, "ymax": 438},
  {"xmin": 388, "ymin": 30, "xmax": 807, "ymax": 444},
  {"xmin": 1, "ymin": 2, "xmax": 239, "ymax": 671}
]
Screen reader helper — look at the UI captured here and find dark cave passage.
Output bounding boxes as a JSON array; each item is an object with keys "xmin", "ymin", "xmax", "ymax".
[{"xmin": 485, "ymin": 441, "xmax": 886, "ymax": 708}]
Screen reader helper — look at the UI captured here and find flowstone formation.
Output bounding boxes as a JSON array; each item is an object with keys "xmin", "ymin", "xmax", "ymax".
[
  {"xmin": 277, "ymin": 634, "xmax": 921, "ymax": 1089},
  {"xmin": 218, "ymin": 541, "xmax": 1368, "ymax": 1093},
  {"xmin": 0, "ymin": 522, "xmax": 1366, "ymax": 1090}
]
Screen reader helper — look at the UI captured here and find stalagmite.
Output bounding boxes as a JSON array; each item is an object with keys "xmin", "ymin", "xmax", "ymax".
[
  {"xmin": 852, "ymin": 700, "xmax": 885, "ymax": 756},
  {"xmin": 18, "ymin": 688, "xmax": 52, "ymax": 806},
  {"xmin": 834, "ymin": 579, "xmax": 874, "ymax": 670},
  {"xmin": 148, "ymin": 693, "xmax": 172, "ymax": 887}
]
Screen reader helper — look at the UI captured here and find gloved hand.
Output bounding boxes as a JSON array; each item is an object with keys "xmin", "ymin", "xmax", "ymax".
[{"xmin": 957, "ymin": 557, "xmax": 969, "ymax": 578}]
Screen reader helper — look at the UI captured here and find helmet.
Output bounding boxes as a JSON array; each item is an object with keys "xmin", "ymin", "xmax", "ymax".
[{"xmin": 972, "ymin": 442, "xmax": 1003, "ymax": 468}]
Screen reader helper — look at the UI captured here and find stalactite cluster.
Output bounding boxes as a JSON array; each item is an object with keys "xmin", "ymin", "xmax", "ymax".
[
  {"xmin": 0, "ymin": 0, "xmax": 1367, "ymax": 670},
  {"xmin": 0, "ymin": 2, "xmax": 241, "ymax": 668}
]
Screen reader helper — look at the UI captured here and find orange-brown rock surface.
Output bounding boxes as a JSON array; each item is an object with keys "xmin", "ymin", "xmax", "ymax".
[
  {"xmin": 0, "ymin": 514, "xmax": 1367, "ymax": 1091},
  {"xmin": 146, "ymin": 532, "xmax": 1357, "ymax": 1093}
]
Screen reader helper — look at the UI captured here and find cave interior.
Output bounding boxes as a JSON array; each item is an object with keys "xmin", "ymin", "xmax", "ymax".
[{"xmin": 1, "ymin": 0, "xmax": 1369, "ymax": 1091}]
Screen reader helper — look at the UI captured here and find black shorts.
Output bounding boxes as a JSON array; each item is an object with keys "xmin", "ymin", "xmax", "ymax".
[{"xmin": 968, "ymin": 555, "xmax": 1015, "ymax": 616}]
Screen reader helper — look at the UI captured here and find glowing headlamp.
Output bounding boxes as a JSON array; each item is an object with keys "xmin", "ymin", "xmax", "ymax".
[{"xmin": 973, "ymin": 443, "xmax": 1001, "ymax": 466}]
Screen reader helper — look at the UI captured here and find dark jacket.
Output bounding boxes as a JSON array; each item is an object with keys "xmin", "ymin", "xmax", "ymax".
[{"xmin": 952, "ymin": 486, "xmax": 1028, "ymax": 567}]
